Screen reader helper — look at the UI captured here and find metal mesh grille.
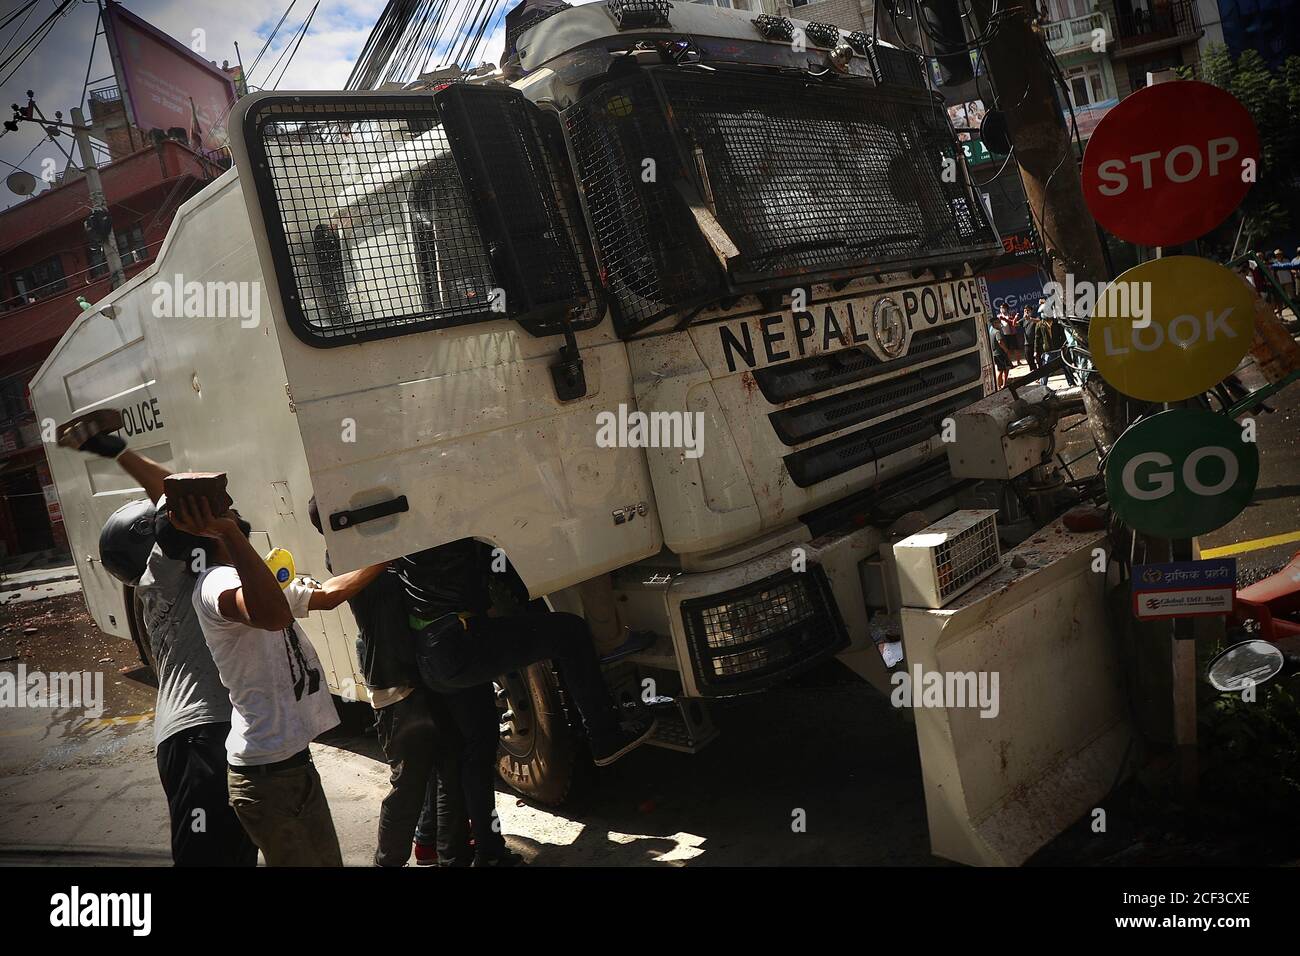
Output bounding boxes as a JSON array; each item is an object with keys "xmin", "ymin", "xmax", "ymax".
[
  {"xmin": 804, "ymin": 22, "xmax": 840, "ymax": 47},
  {"xmin": 563, "ymin": 77, "xmax": 721, "ymax": 330},
  {"xmin": 606, "ymin": 0, "xmax": 671, "ymax": 29},
  {"xmin": 439, "ymin": 88, "xmax": 590, "ymax": 320},
  {"xmin": 507, "ymin": 2, "xmax": 572, "ymax": 54},
  {"xmin": 562, "ymin": 69, "xmax": 995, "ymax": 333},
  {"xmin": 657, "ymin": 69, "xmax": 994, "ymax": 280},
  {"xmin": 248, "ymin": 93, "xmax": 592, "ymax": 345},
  {"xmin": 680, "ymin": 566, "xmax": 847, "ymax": 695},
  {"xmin": 933, "ymin": 515, "xmax": 999, "ymax": 600},
  {"xmin": 753, "ymin": 14, "xmax": 794, "ymax": 41},
  {"xmin": 846, "ymin": 30, "xmax": 871, "ymax": 55},
  {"xmin": 869, "ymin": 42, "xmax": 925, "ymax": 88},
  {"xmin": 252, "ymin": 98, "xmax": 494, "ymax": 343}
]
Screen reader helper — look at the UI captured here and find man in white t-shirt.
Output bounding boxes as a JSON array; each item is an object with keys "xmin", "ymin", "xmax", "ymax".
[
  {"xmin": 57, "ymin": 419, "xmax": 257, "ymax": 866},
  {"xmin": 172, "ymin": 495, "xmax": 386, "ymax": 866}
]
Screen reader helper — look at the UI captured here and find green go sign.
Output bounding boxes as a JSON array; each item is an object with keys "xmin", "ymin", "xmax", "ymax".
[{"xmin": 1105, "ymin": 408, "xmax": 1259, "ymax": 538}]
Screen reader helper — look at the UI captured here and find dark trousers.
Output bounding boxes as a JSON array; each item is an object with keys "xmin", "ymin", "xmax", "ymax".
[
  {"xmin": 155, "ymin": 722, "xmax": 258, "ymax": 867},
  {"xmin": 439, "ymin": 682, "xmax": 504, "ymax": 857},
  {"xmin": 416, "ymin": 612, "xmax": 619, "ymax": 858},
  {"xmin": 415, "ymin": 768, "xmax": 461, "ymax": 853},
  {"xmin": 419, "ymin": 612, "xmax": 617, "ymax": 740},
  {"xmin": 372, "ymin": 687, "xmax": 470, "ymax": 866}
]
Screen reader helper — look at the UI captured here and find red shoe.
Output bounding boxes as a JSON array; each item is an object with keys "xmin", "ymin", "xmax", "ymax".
[{"xmin": 413, "ymin": 843, "xmax": 439, "ymax": 866}]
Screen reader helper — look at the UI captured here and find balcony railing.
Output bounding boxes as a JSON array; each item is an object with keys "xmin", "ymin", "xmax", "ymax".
[
  {"xmin": 1043, "ymin": 11, "xmax": 1112, "ymax": 56},
  {"xmin": 1114, "ymin": 0, "xmax": 1201, "ymax": 51}
]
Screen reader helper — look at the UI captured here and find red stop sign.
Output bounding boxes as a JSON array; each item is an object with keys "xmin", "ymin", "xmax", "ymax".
[{"xmin": 1082, "ymin": 80, "xmax": 1259, "ymax": 247}]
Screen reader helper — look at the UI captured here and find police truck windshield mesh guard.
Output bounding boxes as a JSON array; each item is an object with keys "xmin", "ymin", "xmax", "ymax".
[
  {"xmin": 251, "ymin": 98, "xmax": 494, "ymax": 342},
  {"xmin": 248, "ymin": 93, "xmax": 595, "ymax": 345},
  {"xmin": 659, "ymin": 70, "xmax": 994, "ymax": 278},
  {"xmin": 562, "ymin": 68, "xmax": 997, "ymax": 333}
]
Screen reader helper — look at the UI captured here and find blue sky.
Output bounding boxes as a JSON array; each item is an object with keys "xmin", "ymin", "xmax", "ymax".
[{"xmin": 0, "ymin": 0, "xmax": 575, "ymax": 210}]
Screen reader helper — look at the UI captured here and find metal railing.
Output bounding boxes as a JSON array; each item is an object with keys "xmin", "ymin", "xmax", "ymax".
[
  {"xmin": 1042, "ymin": 11, "xmax": 1111, "ymax": 56},
  {"xmin": 1114, "ymin": 0, "xmax": 1201, "ymax": 49}
]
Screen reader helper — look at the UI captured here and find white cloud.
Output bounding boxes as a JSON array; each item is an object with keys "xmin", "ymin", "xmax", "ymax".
[{"xmin": 0, "ymin": 0, "xmax": 610, "ymax": 210}]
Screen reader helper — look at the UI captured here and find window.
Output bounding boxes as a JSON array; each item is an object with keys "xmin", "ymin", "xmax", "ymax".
[
  {"xmin": 9, "ymin": 256, "xmax": 66, "ymax": 304},
  {"xmin": 409, "ymin": 159, "xmax": 493, "ymax": 316},
  {"xmin": 87, "ymin": 223, "xmax": 149, "ymax": 279},
  {"xmin": 0, "ymin": 375, "xmax": 32, "ymax": 423},
  {"xmin": 246, "ymin": 89, "xmax": 589, "ymax": 346},
  {"xmin": 1048, "ymin": 0, "xmax": 1093, "ymax": 19},
  {"xmin": 1065, "ymin": 63, "xmax": 1107, "ymax": 108}
]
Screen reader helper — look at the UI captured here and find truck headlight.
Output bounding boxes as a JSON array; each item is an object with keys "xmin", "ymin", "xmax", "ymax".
[{"xmin": 680, "ymin": 566, "xmax": 848, "ymax": 695}]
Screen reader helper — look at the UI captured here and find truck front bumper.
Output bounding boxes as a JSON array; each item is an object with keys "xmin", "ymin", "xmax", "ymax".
[{"xmin": 616, "ymin": 523, "xmax": 889, "ymax": 698}]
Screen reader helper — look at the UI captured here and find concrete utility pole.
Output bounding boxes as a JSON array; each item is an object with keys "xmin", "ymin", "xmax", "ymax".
[
  {"xmin": 964, "ymin": 0, "xmax": 1130, "ymax": 452},
  {"xmin": 70, "ymin": 106, "xmax": 126, "ymax": 290}
]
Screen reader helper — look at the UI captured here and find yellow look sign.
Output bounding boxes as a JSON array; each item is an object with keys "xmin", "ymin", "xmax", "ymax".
[{"xmin": 1088, "ymin": 256, "xmax": 1256, "ymax": 402}]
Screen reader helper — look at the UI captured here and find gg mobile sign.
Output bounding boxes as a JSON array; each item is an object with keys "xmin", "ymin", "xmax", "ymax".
[
  {"xmin": 1105, "ymin": 409, "xmax": 1258, "ymax": 539},
  {"xmin": 1082, "ymin": 81, "xmax": 1259, "ymax": 246}
]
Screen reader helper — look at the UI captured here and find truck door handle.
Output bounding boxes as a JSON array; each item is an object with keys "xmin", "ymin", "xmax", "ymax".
[{"xmin": 329, "ymin": 496, "xmax": 409, "ymax": 531}]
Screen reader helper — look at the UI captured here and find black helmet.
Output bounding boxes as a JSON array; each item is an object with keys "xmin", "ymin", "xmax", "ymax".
[{"xmin": 99, "ymin": 498, "xmax": 157, "ymax": 584}]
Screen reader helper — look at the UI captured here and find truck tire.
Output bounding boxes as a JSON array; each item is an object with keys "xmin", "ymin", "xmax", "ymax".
[
  {"xmin": 495, "ymin": 661, "xmax": 586, "ymax": 807},
  {"xmin": 124, "ymin": 585, "xmax": 157, "ymax": 677}
]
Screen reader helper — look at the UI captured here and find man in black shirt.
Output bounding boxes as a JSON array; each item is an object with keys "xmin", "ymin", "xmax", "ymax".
[
  {"xmin": 308, "ymin": 500, "xmax": 470, "ymax": 867},
  {"xmin": 400, "ymin": 542, "xmax": 656, "ymax": 866}
]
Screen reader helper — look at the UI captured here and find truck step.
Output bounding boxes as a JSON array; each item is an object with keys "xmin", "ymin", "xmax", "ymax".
[{"xmin": 644, "ymin": 696, "xmax": 719, "ymax": 754}]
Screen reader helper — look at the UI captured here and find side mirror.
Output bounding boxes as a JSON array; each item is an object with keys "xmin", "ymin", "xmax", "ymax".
[{"xmin": 1205, "ymin": 639, "xmax": 1285, "ymax": 693}]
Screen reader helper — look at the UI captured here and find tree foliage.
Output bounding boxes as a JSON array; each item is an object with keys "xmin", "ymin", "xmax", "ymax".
[{"xmin": 1200, "ymin": 43, "xmax": 1300, "ymax": 249}]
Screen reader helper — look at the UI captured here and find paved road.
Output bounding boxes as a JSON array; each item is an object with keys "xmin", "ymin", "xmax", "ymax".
[
  {"xmin": 1200, "ymin": 361, "xmax": 1300, "ymax": 584},
  {"xmin": 0, "ymin": 594, "xmax": 933, "ymax": 866},
  {"xmin": 1, "ymin": 564, "xmax": 81, "ymax": 605}
]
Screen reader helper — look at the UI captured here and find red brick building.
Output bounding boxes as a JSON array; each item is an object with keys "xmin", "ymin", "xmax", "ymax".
[{"xmin": 0, "ymin": 139, "xmax": 221, "ymax": 559}]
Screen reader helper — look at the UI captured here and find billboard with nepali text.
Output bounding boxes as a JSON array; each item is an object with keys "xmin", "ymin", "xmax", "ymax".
[{"xmin": 102, "ymin": 1, "xmax": 237, "ymax": 152}]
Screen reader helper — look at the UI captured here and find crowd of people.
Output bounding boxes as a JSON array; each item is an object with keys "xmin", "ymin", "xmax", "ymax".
[
  {"xmin": 1246, "ymin": 248, "xmax": 1300, "ymax": 318},
  {"xmin": 60, "ymin": 417, "xmax": 658, "ymax": 867},
  {"xmin": 986, "ymin": 297, "xmax": 1078, "ymax": 390}
]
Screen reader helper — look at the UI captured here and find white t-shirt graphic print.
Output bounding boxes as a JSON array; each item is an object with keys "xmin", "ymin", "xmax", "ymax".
[{"xmin": 193, "ymin": 565, "xmax": 338, "ymax": 766}]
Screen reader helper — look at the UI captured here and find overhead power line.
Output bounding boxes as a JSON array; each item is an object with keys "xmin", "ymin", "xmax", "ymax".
[
  {"xmin": 268, "ymin": 0, "xmax": 320, "ymax": 90},
  {"xmin": 0, "ymin": 0, "xmax": 41, "ymax": 60},
  {"xmin": 345, "ymin": 0, "xmax": 511, "ymax": 91},
  {"xmin": 248, "ymin": 0, "xmax": 299, "ymax": 80},
  {"xmin": 0, "ymin": 0, "xmax": 76, "ymax": 89}
]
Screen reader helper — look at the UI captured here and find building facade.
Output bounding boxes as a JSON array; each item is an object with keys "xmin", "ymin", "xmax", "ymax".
[
  {"xmin": 775, "ymin": 0, "xmax": 872, "ymax": 31},
  {"xmin": 691, "ymin": 0, "xmax": 780, "ymax": 14},
  {"xmin": 0, "ymin": 139, "xmax": 219, "ymax": 558}
]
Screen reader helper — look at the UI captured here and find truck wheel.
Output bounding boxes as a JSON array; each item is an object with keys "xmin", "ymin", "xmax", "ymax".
[
  {"xmin": 124, "ymin": 585, "xmax": 157, "ymax": 677},
  {"xmin": 495, "ymin": 661, "xmax": 585, "ymax": 807}
]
